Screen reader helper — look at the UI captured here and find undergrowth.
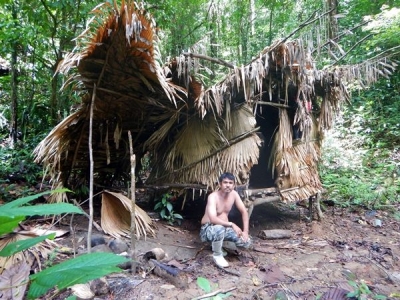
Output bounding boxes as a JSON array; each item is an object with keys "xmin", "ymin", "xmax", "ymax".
[
  {"xmin": 0, "ymin": 130, "xmax": 47, "ymax": 201},
  {"xmin": 320, "ymin": 71, "xmax": 400, "ymax": 210}
]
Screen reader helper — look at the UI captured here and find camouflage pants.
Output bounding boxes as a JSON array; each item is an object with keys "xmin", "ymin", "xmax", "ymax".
[{"xmin": 199, "ymin": 223, "xmax": 252, "ymax": 248}]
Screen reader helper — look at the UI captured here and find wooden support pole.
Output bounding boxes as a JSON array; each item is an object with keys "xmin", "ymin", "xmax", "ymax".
[
  {"xmin": 87, "ymin": 83, "xmax": 96, "ymax": 253},
  {"xmin": 128, "ymin": 131, "xmax": 137, "ymax": 274}
]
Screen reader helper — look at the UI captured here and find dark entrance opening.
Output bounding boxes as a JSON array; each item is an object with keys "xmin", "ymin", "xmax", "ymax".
[{"xmin": 249, "ymin": 104, "xmax": 280, "ymax": 188}]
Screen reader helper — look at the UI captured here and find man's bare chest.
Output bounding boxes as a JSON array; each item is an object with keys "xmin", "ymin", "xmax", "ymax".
[{"xmin": 215, "ymin": 199, "xmax": 234, "ymax": 215}]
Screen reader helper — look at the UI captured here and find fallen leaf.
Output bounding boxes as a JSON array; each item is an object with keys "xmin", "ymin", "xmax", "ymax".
[
  {"xmin": 160, "ymin": 284, "xmax": 176, "ymax": 290},
  {"xmin": 252, "ymin": 276, "xmax": 262, "ymax": 286},
  {"xmin": 0, "ymin": 262, "xmax": 30, "ymax": 300}
]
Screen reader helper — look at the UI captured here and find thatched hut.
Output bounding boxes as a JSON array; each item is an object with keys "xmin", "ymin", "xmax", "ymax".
[{"xmin": 34, "ymin": 1, "xmax": 393, "ymax": 211}]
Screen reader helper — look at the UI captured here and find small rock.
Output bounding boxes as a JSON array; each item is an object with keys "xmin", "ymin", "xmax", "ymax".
[
  {"xmin": 90, "ymin": 278, "xmax": 109, "ymax": 296},
  {"xmin": 91, "ymin": 244, "xmax": 112, "ymax": 253},
  {"xmin": 70, "ymin": 283, "xmax": 94, "ymax": 299},
  {"xmin": 108, "ymin": 239, "xmax": 129, "ymax": 254},
  {"xmin": 117, "ymin": 255, "xmax": 132, "ymax": 270},
  {"xmin": 91, "ymin": 235, "xmax": 106, "ymax": 247},
  {"xmin": 160, "ymin": 284, "xmax": 176, "ymax": 290},
  {"xmin": 373, "ymin": 219, "xmax": 382, "ymax": 227},
  {"xmin": 144, "ymin": 248, "xmax": 166, "ymax": 261}
]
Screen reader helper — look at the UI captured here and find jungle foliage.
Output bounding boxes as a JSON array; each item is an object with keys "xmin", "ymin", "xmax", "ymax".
[{"xmin": 319, "ymin": 6, "xmax": 400, "ymax": 209}]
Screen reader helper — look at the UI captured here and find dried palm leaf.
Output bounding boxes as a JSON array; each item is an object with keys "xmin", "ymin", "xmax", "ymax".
[
  {"xmin": 101, "ymin": 190, "xmax": 155, "ymax": 239},
  {"xmin": 0, "ymin": 231, "xmax": 58, "ymax": 274},
  {"xmin": 0, "ymin": 262, "xmax": 30, "ymax": 300}
]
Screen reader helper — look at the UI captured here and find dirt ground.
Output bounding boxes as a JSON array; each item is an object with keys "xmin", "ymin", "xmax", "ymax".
[{"xmin": 52, "ymin": 199, "xmax": 400, "ymax": 300}]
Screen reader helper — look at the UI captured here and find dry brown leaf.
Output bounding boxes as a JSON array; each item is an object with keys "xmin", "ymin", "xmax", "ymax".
[
  {"xmin": 101, "ymin": 190, "xmax": 155, "ymax": 239},
  {"xmin": 0, "ymin": 262, "xmax": 30, "ymax": 300}
]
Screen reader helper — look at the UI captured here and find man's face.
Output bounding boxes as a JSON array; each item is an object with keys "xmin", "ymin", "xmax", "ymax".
[{"xmin": 219, "ymin": 178, "xmax": 235, "ymax": 193}]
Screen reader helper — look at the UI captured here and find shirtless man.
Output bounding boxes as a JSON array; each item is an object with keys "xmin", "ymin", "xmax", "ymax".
[{"xmin": 200, "ymin": 172, "xmax": 252, "ymax": 268}]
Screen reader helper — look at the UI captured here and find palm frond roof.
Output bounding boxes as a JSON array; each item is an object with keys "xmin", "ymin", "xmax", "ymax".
[{"xmin": 34, "ymin": 1, "xmax": 396, "ymax": 202}]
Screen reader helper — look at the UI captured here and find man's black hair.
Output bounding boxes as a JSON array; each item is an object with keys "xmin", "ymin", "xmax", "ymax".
[{"xmin": 218, "ymin": 172, "xmax": 235, "ymax": 183}]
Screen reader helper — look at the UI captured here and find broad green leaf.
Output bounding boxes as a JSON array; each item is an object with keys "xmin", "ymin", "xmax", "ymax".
[
  {"xmin": 160, "ymin": 209, "xmax": 166, "ymax": 219},
  {"xmin": 173, "ymin": 213, "xmax": 183, "ymax": 219},
  {"xmin": 28, "ymin": 252, "xmax": 128, "ymax": 299},
  {"xmin": 66, "ymin": 296, "xmax": 77, "ymax": 300},
  {"xmin": 154, "ymin": 202, "xmax": 162, "ymax": 210},
  {"xmin": 219, "ymin": 292, "xmax": 232, "ymax": 299},
  {"xmin": 0, "ymin": 233, "xmax": 55, "ymax": 257},
  {"xmin": 0, "ymin": 203, "xmax": 83, "ymax": 217},
  {"xmin": 166, "ymin": 202, "xmax": 173, "ymax": 212},
  {"xmin": 347, "ymin": 280, "xmax": 358, "ymax": 288},
  {"xmin": 197, "ymin": 277, "xmax": 211, "ymax": 293},
  {"xmin": 0, "ymin": 216, "xmax": 24, "ymax": 235},
  {"xmin": 347, "ymin": 291, "xmax": 358, "ymax": 298},
  {"xmin": 1, "ymin": 189, "xmax": 70, "ymax": 209}
]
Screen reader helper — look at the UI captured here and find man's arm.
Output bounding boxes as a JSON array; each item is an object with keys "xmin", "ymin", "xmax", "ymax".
[
  {"xmin": 234, "ymin": 192, "xmax": 250, "ymax": 241},
  {"xmin": 205, "ymin": 194, "xmax": 232, "ymax": 227}
]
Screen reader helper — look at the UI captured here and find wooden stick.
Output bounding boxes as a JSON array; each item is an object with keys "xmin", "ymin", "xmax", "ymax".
[
  {"xmin": 331, "ymin": 33, "xmax": 374, "ymax": 66},
  {"xmin": 218, "ymin": 266, "xmax": 241, "ymax": 277},
  {"xmin": 312, "ymin": 20, "xmax": 371, "ymax": 55},
  {"xmin": 71, "ymin": 198, "xmax": 103, "ymax": 232},
  {"xmin": 87, "ymin": 83, "xmax": 96, "ymax": 253},
  {"xmin": 191, "ymin": 287, "xmax": 237, "ymax": 300},
  {"xmin": 260, "ymin": 7, "xmax": 336, "ymax": 57},
  {"xmin": 144, "ymin": 183, "xmax": 208, "ymax": 190},
  {"xmin": 155, "ymin": 127, "xmax": 260, "ymax": 181},
  {"xmin": 128, "ymin": 131, "xmax": 137, "ymax": 274},
  {"xmin": 255, "ymin": 101, "xmax": 291, "ymax": 109},
  {"xmin": 182, "ymin": 52, "xmax": 235, "ymax": 69}
]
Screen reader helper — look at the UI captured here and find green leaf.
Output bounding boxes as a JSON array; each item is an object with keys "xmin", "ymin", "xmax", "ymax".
[
  {"xmin": 219, "ymin": 292, "xmax": 232, "ymax": 299},
  {"xmin": 160, "ymin": 208, "xmax": 166, "ymax": 219},
  {"xmin": 173, "ymin": 213, "xmax": 183, "ymax": 219},
  {"xmin": 28, "ymin": 252, "xmax": 128, "ymax": 299},
  {"xmin": 347, "ymin": 280, "xmax": 358, "ymax": 288},
  {"xmin": 0, "ymin": 203, "xmax": 83, "ymax": 217},
  {"xmin": 154, "ymin": 202, "xmax": 162, "ymax": 210},
  {"xmin": 197, "ymin": 277, "xmax": 211, "ymax": 293},
  {"xmin": 1, "ymin": 189, "xmax": 70, "ymax": 209},
  {"xmin": 0, "ymin": 216, "xmax": 25, "ymax": 235},
  {"xmin": 66, "ymin": 297, "xmax": 77, "ymax": 300},
  {"xmin": 347, "ymin": 291, "xmax": 358, "ymax": 298},
  {"xmin": 0, "ymin": 233, "xmax": 55, "ymax": 257},
  {"xmin": 166, "ymin": 202, "xmax": 173, "ymax": 212}
]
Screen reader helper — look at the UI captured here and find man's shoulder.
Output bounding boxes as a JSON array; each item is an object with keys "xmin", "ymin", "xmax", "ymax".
[{"xmin": 207, "ymin": 191, "xmax": 218, "ymax": 201}]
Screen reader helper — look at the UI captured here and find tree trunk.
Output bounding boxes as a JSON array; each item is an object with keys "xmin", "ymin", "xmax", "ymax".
[
  {"xmin": 269, "ymin": 5, "xmax": 274, "ymax": 46},
  {"xmin": 50, "ymin": 72, "xmax": 59, "ymax": 124},
  {"xmin": 209, "ymin": 7, "xmax": 217, "ymax": 82},
  {"xmin": 327, "ymin": 0, "xmax": 338, "ymax": 39},
  {"xmin": 250, "ymin": 0, "xmax": 255, "ymax": 36},
  {"xmin": 9, "ymin": 2, "xmax": 18, "ymax": 146}
]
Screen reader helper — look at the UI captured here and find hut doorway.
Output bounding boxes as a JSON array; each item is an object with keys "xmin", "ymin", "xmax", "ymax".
[{"xmin": 249, "ymin": 104, "xmax": 280, "ymax": 188}]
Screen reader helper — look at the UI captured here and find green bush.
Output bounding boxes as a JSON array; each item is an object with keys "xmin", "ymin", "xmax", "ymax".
[
  {"xmin": 320, "ymin": 71, "xmax": 400, "ymax": 209},
  {"xmin": 0, "ymin": 189, "xmax": 128, "ymax": 299},
  {"xmin": 154, "ymin": 192, "xmax": 183, "ymax": 225}
]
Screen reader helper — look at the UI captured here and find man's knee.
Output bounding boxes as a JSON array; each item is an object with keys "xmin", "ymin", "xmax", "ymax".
[
  {"xmin": 200, "ymin": 224, "xmax": 226, "ymax": 242},
  {"xmin": 235, "ymin": 237, "xmax": 252, "ymax": 249}
]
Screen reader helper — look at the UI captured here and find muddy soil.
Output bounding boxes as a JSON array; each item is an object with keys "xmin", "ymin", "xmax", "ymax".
[{"xmin": 52, "ymin": 200, "xmax": 400, "ymax": 300}]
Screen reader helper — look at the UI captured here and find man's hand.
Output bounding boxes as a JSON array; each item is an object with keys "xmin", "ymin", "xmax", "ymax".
[
  {"xmin": 231, "ymin": 223, "xmax": 249, "ymax": 242},
  {"xmin": 240, "ymin": 231, "xmax": 249, "ymax": 243}
]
